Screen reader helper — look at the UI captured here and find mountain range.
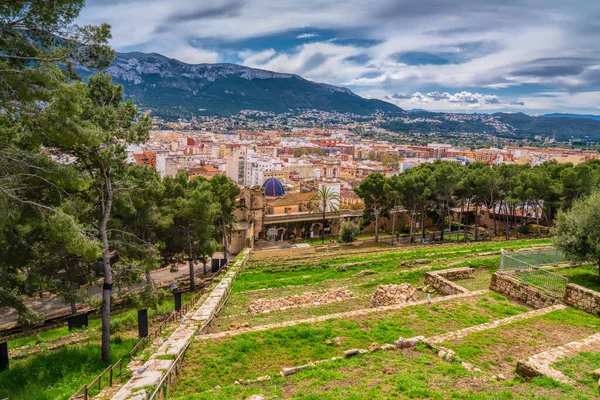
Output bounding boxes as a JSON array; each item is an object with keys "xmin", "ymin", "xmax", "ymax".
[
  {"xmin": 80, "ymin": 52, "xmax": 401, "ymax": 117},
  {"xmin": 81, "ymin": 52, "xmax": 600, "ymax": 142}
]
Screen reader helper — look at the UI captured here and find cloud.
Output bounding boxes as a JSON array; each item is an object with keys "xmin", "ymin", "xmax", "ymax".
[
  {"xmin": 297, "ymin": 33, "xmax": 319, "ymax": 39},
  {"xmin": 76, "ymin": 0, "xmax": 600, "ymax": 113},
  {"xmin": 167, "ymin": 1, "xmax": 243, "ymax": 22}
]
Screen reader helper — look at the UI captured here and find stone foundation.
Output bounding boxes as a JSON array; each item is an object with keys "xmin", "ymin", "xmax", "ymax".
[
  {"xmin": 563, "ymin": 283, "xmax": 600, "ymax": 315},
  {"xmin": 424, "ymin": 267, "xmax": 474, "ymax": 295},
  {"xmin": 517, "ymin": 332, "xmax": 600, "ymax": 384},
  {"xmin": 489, "ymin": 273, "xmax": 559, "ymax": 309}
]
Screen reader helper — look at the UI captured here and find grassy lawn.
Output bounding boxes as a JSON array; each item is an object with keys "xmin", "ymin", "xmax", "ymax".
[
  {"xmin": 553, "ymin": 351, "xmax": 600, "ymax": 391},
  {"xmin": 0, "ymin": 291, "xmax": 196, "ymax": 400},
  {"xmin": 169, "ymin": 297, "xmax": 600, "ymax": 399},
  {"xmin": 0, "ymin": 336, "xmax": 137, "ymax": 400},
  {"xmin": 238, "ymin": 239, "xmax": 549, "ymax": 293},
  {"xmin": 447, "ymin": 307, "xmax": 600, "ymax": 378},
  {"xmin": 173, "ymin": 293, "xmax": 529, "ymax": 395},
  {"xmin": 453, "ymin": 269, "xmax": 494, "ymax": 291},
  {"xmin": 554, "ymin": 265, "xmax": 600, "ymax": 292},
  {"xmin": 171, "ymin": 344, "xmax": 597, "ymax": 399}
]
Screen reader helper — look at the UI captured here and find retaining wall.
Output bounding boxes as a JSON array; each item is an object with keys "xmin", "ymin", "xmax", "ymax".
[
  {"xmin": 563, "ymin": 283, "xmax": 600, "ymax": 315},
  {"xmin": 424, "ymin": 267, "xmax": 474, "ymax": 295},
  {"xmin": 489, "ymin": 272, "xmax": 559, "ymax": 309}
]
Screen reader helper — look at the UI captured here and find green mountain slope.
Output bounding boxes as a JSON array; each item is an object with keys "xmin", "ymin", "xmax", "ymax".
[{"xmin": 81, "ymin": 52, "xmax": 402, "ymax": 117}]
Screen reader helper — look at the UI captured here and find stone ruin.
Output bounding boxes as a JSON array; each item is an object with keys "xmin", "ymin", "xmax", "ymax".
[
  {"xmin": 248, "ymin": 287, "xmax": 355, "ymax": 314},
  {"xmin": 370, "ymin": 283, "xmax": 419, "ymax": 307}
]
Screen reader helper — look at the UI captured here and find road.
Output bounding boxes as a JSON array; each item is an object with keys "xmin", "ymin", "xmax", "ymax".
[{"xmin": 0, "ymin": 259, "xmax": 221, "ymax": 330}]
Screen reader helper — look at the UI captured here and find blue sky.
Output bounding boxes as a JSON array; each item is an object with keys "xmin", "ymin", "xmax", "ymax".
[{"xmin": 79, "ymin": 0, "xmax": 600, "ymax": 115}]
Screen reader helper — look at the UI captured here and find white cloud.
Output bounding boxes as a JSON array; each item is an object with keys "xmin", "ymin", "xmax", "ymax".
[
  {"xmin": 77, "ymin": 0, "xmax": 600, "ymax": 113},
  {"xmin": 297, "ymin": 33, "xmax": 319, "ymax": 39}
]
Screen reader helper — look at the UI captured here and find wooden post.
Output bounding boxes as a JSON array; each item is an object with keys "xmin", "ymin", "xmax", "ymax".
[{"xmin": 84, "ymin": 385, "xmax": 88, "ymax": 400}]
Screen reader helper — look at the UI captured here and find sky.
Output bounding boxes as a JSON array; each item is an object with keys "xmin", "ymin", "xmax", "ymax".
[{"xmin": 79, "ymin": 0, "xmax": 600, "ymax": 115}]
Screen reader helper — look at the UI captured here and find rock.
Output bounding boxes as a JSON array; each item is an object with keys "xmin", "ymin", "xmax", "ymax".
[
  {"xmin": 473, "ymin": 368, "xmax": 482, "ymax": 373},
  {"xmin": 371, "ymin": 283, "xmax": 419, "ymax": 307},
  {"xmin": 358, "ymin": 349, "xmax": 369, "ymax": 354},
  {"xmin": 355, "ymin": 269, "xmax": 376, "ymax": 277},
  {"xmin": 593, "ymin": 368, "xmax": 600, "ymax": 379},
  {"xmin": 381, "ymin": 343, "xmax": 396, "ymax": 350},
  {"xmin": 438, "ymin": 349, "xmax": 447, "ymax": 359},
  {"xmin": 229, "ymin": 324, "xmax": 238, "ymax": 331},
  {"xmin": 325, "ymin": 339, "xmax": 333, "ymax": 345},
  {"xmin": 497, "ymin": 374, "xmax": 507, "ymax": 381},
  {"xmin": 334, "ymin": 337, "xmax": 343, "ymax": 346},
  {"xmin": 282, "ymin": 365, "xmax": 308, "ymax": 376},
  {"xmin": 461, "ymin": 362, "xmax": 473, "ymax": 371},
  {"xmin": 395, "ymin": 336, "xmax": 421, "ymax": 349},
  {"xmin": 256, "ymin": 375, "xmax": 271, "ymax": 382},
  {"xmin": 234, "ymin": 380, "xmax": 241, "ymax": 385},
  {"xmin": 248, "ymin": 395, "xmax": 266, "ymax": 400},
  {"xmin": 344, "ymin": 349, "xmax": 360, "ymax": 357},
  {"xmin": 241, "ymin": 322, "xmax": 249, "ymax": 328},
  {"xmin": 214, "ymin": 385, "xmax": 221, "ymax": 390},
  {"xmin": 421, "ymin": 285, "xmax": 430, "ymax": 292},
  {"xmin": 368, "ymin": 342, "xmax": 381, "ymax": 352},
  {"xmin": 249, "ymin": 287, "xmax": 355, "ymax": 314},
  {"xmin": 331, "ymin": 357, "xmax": 342, "ymax": 361}
]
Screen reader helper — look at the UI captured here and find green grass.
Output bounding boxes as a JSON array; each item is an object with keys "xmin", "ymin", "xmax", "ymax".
[
  {"xmin": 554, "ymin": 265, "xmax": 600, "ymax": 292},
  {"xmin": 1, "ymin": 291, "xmax": 197, "ymax": 399},
  {"xmin": 177, "ymin": 293, "xmax": 528, "ymax": 391},
  {"xmin": 8, "ymin": 291, "xmax": 194, "ymax": 351},
  {"xmin": 553, "ymin": 351, "xmax": 600, "ymax": 390},
  {"xmin": 449, "ymin": 307, "xmax": 600, "ymax": 374},
  {"xmin": 0, "ymin": 336, "xmax": 137, "ymax": 400}
]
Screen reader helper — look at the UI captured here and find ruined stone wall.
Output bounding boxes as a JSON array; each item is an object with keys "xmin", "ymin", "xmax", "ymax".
[
  {"xmin": 489, "ymin": 272, "xmax": 560, "ymax": 309},
  {"xmin": 563, "ymin": 283, "xmax": 600, "ymax": 315},
  {"xmin": 424, "ymin": 268, "xmax": 473, "ymax": 295}
]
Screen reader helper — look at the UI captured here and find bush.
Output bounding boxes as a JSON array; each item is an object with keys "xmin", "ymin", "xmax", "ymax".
[
  {"xmin": 339, "ymin": 221, "xmax": 359, "ymax": 243},
  {"xmin": 518, "ymin": 224, "xmax": 531, "ymax": 234}
]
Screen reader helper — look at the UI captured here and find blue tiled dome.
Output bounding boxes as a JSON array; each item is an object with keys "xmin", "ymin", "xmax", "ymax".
[{"xmin": 262, "ymin": 177, "xmax": 286, "ymax": 197}]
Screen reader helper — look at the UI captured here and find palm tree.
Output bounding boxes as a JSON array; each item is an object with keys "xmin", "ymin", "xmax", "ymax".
[{"xmin": 309, "ymin": 186, "xmax": 341, "ymax": 243}]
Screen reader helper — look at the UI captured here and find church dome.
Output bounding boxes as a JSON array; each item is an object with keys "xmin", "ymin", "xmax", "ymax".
[{"xmin": 262, "ymin": 177, "xmax": 286, "ymax": 197}]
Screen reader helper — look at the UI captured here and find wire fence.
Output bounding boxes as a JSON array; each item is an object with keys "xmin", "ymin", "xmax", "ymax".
[{"xmin": 499, "ymin": 248, "xmax": 568, "ymax": 298}]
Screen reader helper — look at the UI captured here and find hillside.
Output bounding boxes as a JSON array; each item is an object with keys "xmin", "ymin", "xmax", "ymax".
[{"xmin": 82, "ymin": 52, "xmax": 403, "ymax": 117}]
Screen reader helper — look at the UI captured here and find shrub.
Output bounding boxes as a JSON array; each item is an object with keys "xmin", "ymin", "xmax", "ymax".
[
  {"xmin": 518, "ymin": 224, "xmax": 531, "ymax": 234},
  {"xmin": 339, "ymin": 221, "xmax": 360, "ymax": 243}
]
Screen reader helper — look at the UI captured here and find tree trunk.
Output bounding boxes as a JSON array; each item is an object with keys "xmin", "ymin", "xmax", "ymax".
[
  {"xmin": 145, "ymin": 270, "xmax": 153, "ymax": 286},
  {"xmin": 221, "ymin": 215, "xmax": 229, "ymax": 261},
  {"xmin": 448, "ymin": 204, "xmax": 452, "ymax": 242},
  {"xmin": 99, "ymin": 170, "xmax": 114, "ymax": 362},
  {"xmin": 374, "ymin": 205, "xmax": 379, "ymax": 243},
  {"xmin": 391, "ymin": 210, "xmax": 395, "ymax": 245},
  {"xmin": 186, "ymin": 226, "xmax": 195, "ymax": 291},
  {"xmin": 474, "ymin": 204, "xmax": 479, "ymax": 241},
  {"xmin": 535, "ymin": 202, "xmax": 541, "ymax": 237},
  {"xmin": 420, "ymin": 209, "xmax": 425, "ymax": 242},
  {"xmin": 409, "ymin": 211, "xmax": 414, "ymax": 244}
]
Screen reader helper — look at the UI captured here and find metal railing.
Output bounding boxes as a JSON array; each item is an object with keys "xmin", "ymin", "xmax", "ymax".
[
  {"xmin": 499, "ymin": 248, "xmax": 568, "ymax": 298},
  {"xmin": 70, "ymin": 287, "xmax": 208, "ymax": 400}
]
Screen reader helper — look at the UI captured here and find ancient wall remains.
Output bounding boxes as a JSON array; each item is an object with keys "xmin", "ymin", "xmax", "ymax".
[{"xmin": 489, "ymin": 272, "xmax": 560, "ymax": 309}]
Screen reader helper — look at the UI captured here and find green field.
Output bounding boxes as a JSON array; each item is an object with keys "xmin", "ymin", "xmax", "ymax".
[
  {"xmin": 0, "ymin": 291, "xmax": 196, "ymax": 400},
  {"xmin": 164, "ymin": 238, "xmax": 600, "ymax": 399}
]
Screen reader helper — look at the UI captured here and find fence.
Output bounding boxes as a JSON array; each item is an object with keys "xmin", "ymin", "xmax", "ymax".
[
  {"xmin": 70, "ymin": 287, "xmax": 207, "ymax": 400},
  {"xmin": 499, "ymin": 248, "xmax": 568, "ymax": 298}
]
